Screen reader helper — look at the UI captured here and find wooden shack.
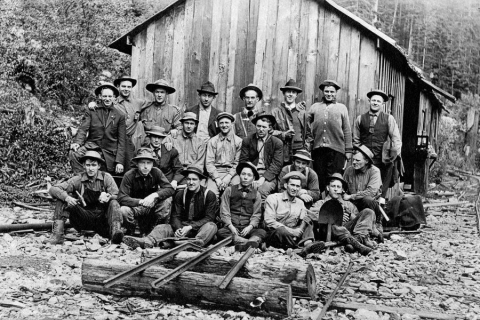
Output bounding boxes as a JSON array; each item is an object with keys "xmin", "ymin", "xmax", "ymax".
[{"xmin": 109, "ymin": 0, "xmax": 455, "ymax": 194}]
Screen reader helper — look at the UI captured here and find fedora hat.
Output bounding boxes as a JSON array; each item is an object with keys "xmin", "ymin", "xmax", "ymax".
[
  {"xmin": 146, "ymin": 79, "xmax": 176, "ymax": 94},
  {"xmin": 280, "ymin": 79, "xmax": 303, "ymax": 93},
  {"xmin": 180, "ymin": 112, "xmax": 199, "ymax": 123},
  {"xmin": 282, "ymin": 171, "xmax": 306, "ymax": 184},
  {"xmin": 239, "ymin": 83, "xmax": 263, "ymax": 100},
  {"xmin": 319, "ymin": 80, "xmax": 341, "ymax": 91},
  {"xmin": 236, "ymin": 162, "xmax": 260, "ymax": 180},
  {"xmin": 182, "ymin": 166, "xmax": 208, "ymax": 180},
  {"xmin": 367, "ymin": 89, "xmax": 389, "ymax": 102},
  {"xmin": 94, "ymin": 82, "xmax": 119, "ymax": 97},
  {"xmin": 216, "ymin": 112, "xmax": 234, "ymax": 122},
  {"xmin": 113, "ymin": 75, "xmax": 137, "ymax": 88},
  {"xmin": 327, "ymin": 173, "xmax": 348, "ymax": 191},
  {"xmin": 132, "ymin": 147, "xmax": 156, "ymax": 162},
  {"xmin": 146, "ymin": 126, "xmax": 168, "ymax": 138},
  {"xmin": 251, "ymin": 112, "xmax": 277, "ymax": 127},
  {"xmin": 79, "ymin": 150, "xmax": 105, "ymax": 164},
  {"xmin": 292, "ymin": 149, "xmax": 313, "ymax": 162},
  {"xmin": 197, "ymin": 81, "xmax": 218, "ymax": 95},
  {"xmin": 354, "ymin": 145, "xmax": 374, "ymax": 164}
]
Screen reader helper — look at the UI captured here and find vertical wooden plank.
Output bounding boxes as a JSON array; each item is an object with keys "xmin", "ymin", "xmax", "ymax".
[
  {"xmin": 184, "ymin": 0, "xmax": 203, "ymax": 108},
  {"xmin": 137, "ymin": 30, "xmax": 148, "ymax": 100},
  {"xmin": 145, "ymin": 23, "xmax": 156, "ymax": 84},
  {"xmin": 325, "ymin": 10, "xmax": 341, "ymax": 81},
  {"xmin": 313, "ymin": 2, "xmax": 325, "ymax": 104},
  {"xmin": 260, "ymin": 0, "xmax": 279, "ymax": 110},
  {"xmin": 170, "ymin": 3, "xmax": 186, "ymax": 109},
  {"xmin": 130, "ymin": 34, "xmax": 141, "ymax": 99},
  {"xmin": 200, "ymin": 0, "xmax": 213, "ymax": 85},
  {"xmin": 153, "ymin": 16, "xmax": 166, "ymax": 81},
  {"xmin": 252, "ymin": 0, "xmax": 269, "ymax": 87},
  {"xmin": 162, "ymin": 10, "xmax": 175, "ymax": 83},
  {"xmin": 233, "ymin": 0, "xmax": 250, "ymax": 112},
  {"xmin": 287, "ymin": 0, "xmax": 301, "ymax": 81},
  {"xmin": 245, "ymin": 0, "xmax": 260, "ymax": 86},
  {"xmin": 215, "ymin": 0, "xmax": 233, "ymax": 113},
  {"xmin": 346, "ymin": 27, "xmax": 360, "ymax": 127},
  {"xmin": 305, "ymin": 0, "xmax": 319, "ymax": 106},
  {"xmin": 356, "ymin": 36, "xmax": 377, "ymax": 116},
  {"xmin": 336, "ymin": 22, "xmax": 352, "ymax": 106},
  {"xmin": 208, "ymin": 0, "xmax": 224, "ymax": 110},
  {"xmin": 296, "ymin": 0, "xmax": 309, "ymax": 105},
  {"xmin": 225, "ymin": 0, "xmax": 240, "ymax": 114}
]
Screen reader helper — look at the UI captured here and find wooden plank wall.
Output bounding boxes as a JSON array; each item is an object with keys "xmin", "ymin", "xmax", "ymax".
[{"xmin": 128, "ymin": 0, "xmax": 411, "ymax": 131}]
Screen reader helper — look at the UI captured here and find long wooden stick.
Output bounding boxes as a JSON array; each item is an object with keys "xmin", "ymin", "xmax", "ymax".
[
  {"xmin": 218, "ymin": 246, "xmax": 255, "ymax": 289},
  {"xmin": 12, "ymin": 201, "xmax": 51, "ymax": 212},
  {"xmin": 423, "ymin": 201, "xmax": 469, "ymax": 208}
]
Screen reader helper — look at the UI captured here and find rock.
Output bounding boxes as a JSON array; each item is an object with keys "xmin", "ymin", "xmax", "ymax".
[
  {"xmin": 390, "ymin": 234, "xmax": 404, "ymax": 241},
  {"xmin": 13, "ymin": 207, "xmax": 21, "ymax": 212},
  {"xmin": 3, "ymin": 233, "xmax": 13, "ymax": 242},
  {"xmin": 359, "ymin": 282, "xmax": 378, "ymax": 294},
  {"xmin": 394, "ymin": 250, "xmax": 407, "ymax": 261},
  {"xmin": 401, "ymin": 314, "xmax": 420, "ymax": 320},
  {"xmin": 354, "ymin": 308, "xmax": 380, "ymax": 320},
  {"xmin": 393, "ymin": 288, "xmax": 410, "ymax": 296}
]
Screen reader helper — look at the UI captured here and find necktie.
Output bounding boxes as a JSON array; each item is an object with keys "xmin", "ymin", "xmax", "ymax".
[
  {"xmin": 188, "ymin": 194, "xmax": 195, "ymax": 221},
  {"xmin": 369, "ymin": 114, "xmax": 377, "ymax": 133}
]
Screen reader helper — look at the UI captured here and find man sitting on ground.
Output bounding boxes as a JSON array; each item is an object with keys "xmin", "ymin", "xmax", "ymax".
[
  {"xmin": 123, "ymin": 166, "xmax": 218, "ymax": 249},
  {"xmin": 217, "ymin": 162, "xmax": 266, "ymax": 251},
  {"xmin": 118, "ymin": 148, "xmax": 174, "ymax": 236},
  {"xmin": 47, "ymin": 151, "xmax": 123, "ymax": 244}
]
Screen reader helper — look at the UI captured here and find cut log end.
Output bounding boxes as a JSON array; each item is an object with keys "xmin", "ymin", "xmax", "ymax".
[{"xmin": 306, "ymin": 263, "xmax": 319, "ymax": 300}]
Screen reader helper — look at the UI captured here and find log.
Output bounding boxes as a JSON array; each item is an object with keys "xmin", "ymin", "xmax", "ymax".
[
  {"xmin": 82, "ymin": 258, "xmax": 292, "ymax": 317},
  {"xmin": 0, "ymin": 222, "xmax": 71, "ymax": 233},
  {"xmin": 423, "ymin": 201, "xmax": 470, "ymax": 208},
  {"xmin": 12, "ymin": 201, "xmax": 51, "ymax": 212}
]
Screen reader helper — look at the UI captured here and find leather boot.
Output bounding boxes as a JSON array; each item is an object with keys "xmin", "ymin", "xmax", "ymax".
[
  {"xmin": 342, "ymin": 236, "xmax": 372, "ymax": 256},
  {"xmin": 355, "ymin": 235, "xmax": 377, "ymax": 249},
  {"xmin": 110, "ymin": 221, "xmax": 124, "ymax": 244},
  {"xmin": 123, "ymin": 236, "xmax": 154, "ymax": 249},
  {"xmin": 44, "ymin": 220, "xmax": 65, "ymax": 245}
]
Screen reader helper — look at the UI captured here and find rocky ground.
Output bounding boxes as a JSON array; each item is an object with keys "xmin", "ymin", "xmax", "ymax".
[{"xmin": 0, "ymin": 172, "xmax": 479, "ymax": 320}]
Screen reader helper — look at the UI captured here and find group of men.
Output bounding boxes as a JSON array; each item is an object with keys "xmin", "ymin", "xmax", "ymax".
[{"xmin": 47, "ymin": 75, "xmax": 402, "ymax": 256}]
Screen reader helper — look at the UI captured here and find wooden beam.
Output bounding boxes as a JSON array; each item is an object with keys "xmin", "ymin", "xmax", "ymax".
[
  {"xmin": 423, "ymin": 201, "xmax": 470, "ymax": 208},
  {"xmin": 218, "ymin": 246, "xmax": 255, "ymax": 289}
]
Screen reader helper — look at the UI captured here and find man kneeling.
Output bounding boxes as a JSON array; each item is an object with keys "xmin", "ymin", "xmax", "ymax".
[
  {"xmin": 217, "ymin": 162, "xmax": 266, "ymax": 251},
  {"xmin": 47, "ymin": 151, "xmax": 123, "ymax": 244},
  {"xmin": 123, "ymin": 166, "xmax": 218, "ymax": 249}
]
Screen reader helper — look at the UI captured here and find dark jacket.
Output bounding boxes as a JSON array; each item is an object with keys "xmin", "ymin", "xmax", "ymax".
[
  {"xmin": 145, "ymin": 144, "xmax": 183, "ymax": 183},
  {"xmin": 171, "ymin": 186, "xmax": 218, "ymax": 231},
  {"xmin": 239, "ymin": 133, "xmax": 284, "ymax": 182},
  {"xmin": 186, "ymin": 104, "xmax": 221, "ymax": 138},
  {"xmin": 73, "ymin": 104, "xmax": 126, "ymax": 172}
]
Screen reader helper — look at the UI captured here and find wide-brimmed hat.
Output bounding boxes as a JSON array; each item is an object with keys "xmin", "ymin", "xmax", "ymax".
[
  {"xmin": 292, "ymin": 149, "xmax": 313, "ymax": 162},
  {"xmin": 327, "ymin": 173, "xmax": 348, "ymax": 191},
  {"xmin": 113, "ymin": 75, "xmax": 137, "ymax": 88},
  {"xmin": 182, "ymin": 166, "xmax": 208, "ymax": 180},
  {"xmin": 132, "ymin": 148, "xmax": 156, "ymax": 162},
  {"xmin": 146, "ymin": 79, "xmax": 176, "ymax": 94},
  {"xmin": 180, "ymin": 112, "xmax": 199, "ymax": 123},
  {"xmin": 239, "ymin": 83, "xmax": 263, "ymax": 100},
  {"xmin": 367, "ymin": 89, "xmax": 389, "ymax": 102},
  {"xmin": 236, "ymin": 162, "xmax": 260, "ymax": 180},
  {"xmin": 94, "ymin": 82, "xmax": 119, "ymax": 97},
  {"xmin": 146, "ymin": 126, "xmax": 168, "ymax": 137},
  {"xmin": 282, "ymin": 171, "xmax": 306, "ymax": 184},
  {"xmin": 280, "ymin": 79, "xmax": 302, "ymax": 93},
  {"xmin": 79, "ymin": 150, "xmax": 105, "ymax": 164},
  {"xmin": 354, "ymin": 145, "xmax": 374, "ymax": 164},
  {"xmin": 216, "ymin": 112, "xmax": 234, "ymax": 122},
  {"xmin": 319, "ymin": 80, "xmax": 341, "ymax": 91},
  {"xmin": 197, "ymin": 81, "xmax": 218, "ymax": 95},
  {"xmin": 251, "ymin": 112, "xmax": 277, "ymax": 127}
]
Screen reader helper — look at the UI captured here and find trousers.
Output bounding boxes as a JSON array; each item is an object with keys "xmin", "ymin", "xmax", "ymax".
[
  {"xmin": 265, "ymin": 224, "xmax": 314, "ymax": 249},
  {"xmin": 331, "ymin": 208, "xmax": 376, "ymax": 240},
  {"xmin": 206, "ymin": 167, "xmax": 241, "ymax": 197},
  {"xmin": 146, "ymin": 222, "xmax": 217, "ymax": 247},
  {"xmin": 120, "ymin": 197, "xmax": 172, "ymax": 235},
  {"xmin": 311, "ymin": 147, "xmax": 345, "ymax": 192}
]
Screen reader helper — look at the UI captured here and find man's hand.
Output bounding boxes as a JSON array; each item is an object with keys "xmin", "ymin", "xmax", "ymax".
[
  {"xmin": 170, "ymin": 129, "xmax": 178, "ymax": 139},
  {"xmin": 296, "ymin": 101, "xmax": 307, "ymax": 110},
  {"xmin": 240, "ymin": 225, "xmax": 253, "ymax": 237},
  {"xmin": 215, "ymin": 178, "xmax": 224, "ymax": 191},
  {"xmin": 70, "ymin": 143, "xmax": 80, "ymax": 152},
  {"xmin": 299, "ymin": 193, "xmax": 313, "ymax": 203},
  {"xmin": 142, "ymin": 193, "xmax": 158, "ymax": 208},
  {"xmin": 88, "ymin": 101, "xmax": 97, "ymax": 110},
  {"xmin": 222, "ymin": 174, "xmax": 232, "ymax": 187},
  {"xmin": 98, "ymin": 192, "xmax": 111, "ymax": 203},
  {"xmin": 171, "ymin": 180, "xmax": 178, "ymax": 190},
  {"xmin": 228, "ymin": 224, "xmax": 239, "ymax": 236},
  {"xmin": 163, "ymin": 142, "xmax": 173, "ymax": 151},
  {"xmin": 343, "ymin": 193, "xmax": 353, "ymax": 201},
  {"xmin": 252, "ymin": 177, "xmax": 266, "ymax": 190},
  {"xmin": 65, "ymin": 196, "xmax": 78, "ymax": 207},
  {"xmin": 287, "ymin": 227, "xmax": 303, "ymax": 238},
  {"xmin": 115, "ymin": 164, "xmax": 124, "ymax": 174},
  {"xmin": 175, "ymin": 225, "xmax": 192, "ymax": 238},
  {"xmin": 284, "ymin": 129, "xmax": 295, "ymax": 139},
  {"xmin": 345, "ymin": 152, "xmax": 352, "ymax": 161}
]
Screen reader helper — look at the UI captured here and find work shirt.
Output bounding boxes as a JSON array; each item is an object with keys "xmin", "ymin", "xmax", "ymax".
[
  {"xmin": 256, "ymin": 136, "xmax": 267, "ymax": 170},
  {"xmin": 312, "ymin": 196, "xmax": 359, "ymax": 225},
  {"xmin": 343, "ymin": 165, "xmax": 382, "ymax": 200},
  {"xmin": 206, "ymin": 132, "xmax": 243, "ymax": 179},
  {"xmin": 148, "ymin": 143, "xmax": 183, "ymax": 183},
  {"xmin": 220, "ymin": 184, "xmax": 262, "ymax": 228},
  {"xmin": 264, "ymin": 191, "xmax": 309, "ymax": 229},
  {"xmin": 171, "ymin": 186, "xmax": 218, "ymax": 231},
  {"xmin": 278, "ymin": 165, "xmax": 320, "ymax": 202},
  {"xmin": 172, "ymin": 132, "xmax": 207, "ymax": 168},
  {"xmin": 307, "ymin": 98, "xmax": 352, "ymax": 154},
  {"xmin": 197, "ymin": 106, "xmax": 212, "ymax": 141},
  {"xmin": 234, "ymin": 110, "xmax": 257, "ymax": 139},
  {"xmin": 116, "ymin": 96, "xmax": 144, "ymax": 136},
  {"xmin": 49, "ymin": 171, "xmax": 118, "ymax": 201},
  {"xmin": 140, "ymin": 102, "xmax": 182, "ymax": 133}
]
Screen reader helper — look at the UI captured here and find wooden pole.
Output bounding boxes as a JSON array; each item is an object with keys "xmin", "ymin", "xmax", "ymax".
[{"xmin": 218, "ymin": 246, "xmax": 255, "ymax": 289}]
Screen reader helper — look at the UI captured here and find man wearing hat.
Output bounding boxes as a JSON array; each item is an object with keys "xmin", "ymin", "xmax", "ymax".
[
  {"xmin": 70, "ymin": 82, "xmax": 126, "ymax": 175},
  {"xmin": 205, "ymin": 112, "xmax": 243, "ymax": 196},
  {"xmin": 118, "ymin": 148, "xmax": 175, "ymax": 235},
  {"xmin": 143, "ymin": 126, "xmax": 183, "ymax": 188},
  {"xmin": 264, "ymin": 171, "xmax": 315, "ymax": 249},
  {"xmin": 217, "ymin": 162, "xmax": 266, "ymax": 250},
  {"xmin": 233, "ymin": 83, "xmax": 264, "ymax": 139},
  {"xmin": 239, "ymin": 113, "xmax": 284, "ymax": 202},
  {"xmin": 47, "ymin": 151, "xmax": 123, "ymax": 245},
  {"xmin": 172, "ymin": 112, "xmax": 207, "ymax": 184},
  {"xmin": 278, "ymin": 149, "xmax": 320, "ymax": 206},
  {"xmin": 185, "ymin": 81, "xmax": 221, "ymax": 141},
  {"xmin": 123, "ymin": 166, "xmax": 218, "ymax": 249},
  {"xmin": 140, "ymin": 79, "xmax": 182, "ymax": 139},
  {"xmin": 353, "ymin": 89, "xmax": 402, "ymax": 199},
  {"xmin": 272, "ymin": 79, "xmax": 312, "ymax": 164},
  {"xmin": 307, "ymin": 80, "xmax": 353, "ymax": 193}
]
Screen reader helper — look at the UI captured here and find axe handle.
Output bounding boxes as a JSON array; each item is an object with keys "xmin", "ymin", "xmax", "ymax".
[{"xmin": 378, "ymin": 204, "xmax": 390, "ymax": 222}]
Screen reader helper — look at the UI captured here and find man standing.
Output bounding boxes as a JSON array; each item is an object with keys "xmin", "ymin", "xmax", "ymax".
[
  {"xmin": 217, "ymin": 162, "xmax": 266, "ymax": 250},
  {"xmin": 70, "ymin": 83, "xmax": 126, "ymax": 175},
  {"xmin": 239, "ymin": 114, "xmax": 283, "ymax": 201},
  {"xmin": 123, "ymin": 166, "xmax": 218, "ymax": 249},
  {"xmin": 353, "ymin": 89, "xmax": 402, "ymax": 198},
  {"xmin": 205, "ymin": 112, "xmax": 243, "ymax": 197},
  {"xmin": 272, "ymin": 79, "xmax": 312, "ymax": 164},
  {"xmin": 264, "ymin": 172, "xmax": 315, "ymax": 249},
  {"xmin": 47, "ymin": 151, "xmax": 123, "ymax": 244},
  {"xmin": 233, "ymin": 84, "xmax": 263, "ymax": 139},
  {"xmin": 308, "ymin": 80, "xmax": 353, "ymax": 192},
  {"xmin": 185, "ymin": 81, "xmax": 221, "ymax": 141},
  {"xmin": 278, "ymin": 150, "xmax": 320, "ymax": 206},
  {"xmin": 140, "ymin": 79, "xmax": 181, "ymax": 138},
  {"xmin": 118, "ymin": 148, "xmax": 174, "ymax": 235}
]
